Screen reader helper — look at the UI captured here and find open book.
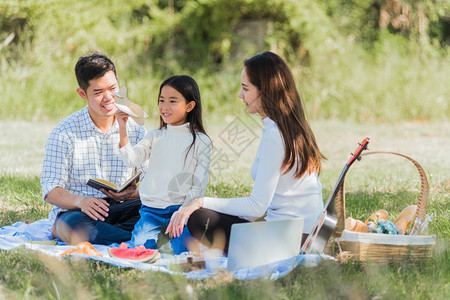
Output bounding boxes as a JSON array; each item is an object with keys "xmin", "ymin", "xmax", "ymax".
[{"xmin": 87, "ymin": 170, "xmax": 142, "ymax": 193}]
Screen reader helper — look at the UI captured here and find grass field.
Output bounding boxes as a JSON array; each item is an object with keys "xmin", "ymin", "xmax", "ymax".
[{"xmin": 0, "ymin": 118, "xmax": 449, "ymax": 299}]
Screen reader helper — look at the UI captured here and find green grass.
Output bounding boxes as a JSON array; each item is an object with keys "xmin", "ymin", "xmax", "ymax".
[
  {"xmin": 0, "ymin": 120, "xmax": 449, "ymax": 299},
  {"xmin": 0, "ymin": 175, "xmax": 49, "ymax": 227}
]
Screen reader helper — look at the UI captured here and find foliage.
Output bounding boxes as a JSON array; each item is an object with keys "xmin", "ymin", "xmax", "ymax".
[
  {"xmin": 321, "ymin": 0, "xmax": 450, "ymax": 47},
  {"xmin": 0, "ymin": 0, "xmax": 449, "ymax": 122}
]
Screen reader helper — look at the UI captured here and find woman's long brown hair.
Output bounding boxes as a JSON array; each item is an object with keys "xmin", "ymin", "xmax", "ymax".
[{"xmin": 244, "ymin": 51, "xmax": 325, "ymax": 178}]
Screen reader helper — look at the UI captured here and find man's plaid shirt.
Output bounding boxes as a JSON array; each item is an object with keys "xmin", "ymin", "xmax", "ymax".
[{"xmin": 41, "ymin": 106, "xmax": 146, "ymax": 222}]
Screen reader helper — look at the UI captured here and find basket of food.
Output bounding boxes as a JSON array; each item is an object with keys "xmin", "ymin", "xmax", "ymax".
[{"xmin": 332, "ymin": 151, "xmax": 436, "ymax": 264}]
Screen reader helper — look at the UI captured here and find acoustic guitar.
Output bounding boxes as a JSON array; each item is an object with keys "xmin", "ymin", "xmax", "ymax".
[{"xmin": 300, "ymin": 137, "xmax": 370, "ymax": 254}]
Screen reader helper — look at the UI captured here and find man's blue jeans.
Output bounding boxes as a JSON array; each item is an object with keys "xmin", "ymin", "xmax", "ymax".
[
  {"xmin": 130, "ymin": 205, "xmax": 194, "ymax": 255},
  {"xmin": 55, "ymin": 198, "xmax": 141, "ymax": 245}
]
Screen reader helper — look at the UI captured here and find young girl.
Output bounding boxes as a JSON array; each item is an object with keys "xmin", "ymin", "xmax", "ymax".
[{"xmin": 115, "ymin": 75, "xmax": 211, "ymax": 254}]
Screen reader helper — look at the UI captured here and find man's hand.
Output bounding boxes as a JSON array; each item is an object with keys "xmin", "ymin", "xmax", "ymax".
[
  {"xmin": 100, "ymin": 180, "xmax": 139, "ymax": 202},
  {"xmin": 77, "ymin": 196, "xmax": 110, "ymax": 221},
  {"xmin": 166, "ymin": 198, "xmax": 204, "ymax": 238}
]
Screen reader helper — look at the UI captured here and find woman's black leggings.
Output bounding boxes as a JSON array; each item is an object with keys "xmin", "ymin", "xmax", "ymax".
[{"xmin": 187, "ymin": 208, "xmax": 249, "ymax": 253}]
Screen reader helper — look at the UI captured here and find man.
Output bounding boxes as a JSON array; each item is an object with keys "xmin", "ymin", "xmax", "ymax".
[{"xmin": 41, "ymin": 52, "xmax": 146, "ymax": 245}]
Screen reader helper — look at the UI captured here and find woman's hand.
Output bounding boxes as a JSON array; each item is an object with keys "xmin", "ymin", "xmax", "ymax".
[{"xmin": 166, "ymin": 198, "xmax": 204, "ymax": 238}]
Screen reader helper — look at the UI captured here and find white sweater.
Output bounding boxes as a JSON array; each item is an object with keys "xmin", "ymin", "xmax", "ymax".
[
  {"xmin": 119, "ymin": 122, "xmax": 211, "ymax": 209},
  {"xmin": 203, "ymin": 117, "xmax": 323, "ymax": 233}
]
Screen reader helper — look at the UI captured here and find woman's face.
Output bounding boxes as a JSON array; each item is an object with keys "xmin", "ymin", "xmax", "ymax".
[{"xmin": 239, "ymin": 68, "xmax": 266, "ymax": 118}]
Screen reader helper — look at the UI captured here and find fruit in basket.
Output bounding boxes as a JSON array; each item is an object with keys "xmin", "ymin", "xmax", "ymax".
[
  {"xmin": 108, "ymin": 242, "xmax": 160, "ymax": 263},
  {"xmin": 364, "ymin": 209, "xmax": 388, "ymax": 224},
  {"xmin": 394, "ymin": 205, "xmax": 417, "ymax": 234},
  {"xmin": 345, "ymin": 217, "xmax": 369, "ymax": 232}
]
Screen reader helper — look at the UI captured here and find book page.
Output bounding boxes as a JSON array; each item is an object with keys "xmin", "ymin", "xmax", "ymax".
[
  {"xmin": 121, "ymin": 171, "xmax": 141, "ymax": 189},
  {"xmin": 92, "ymin": 179, "xmax": 118, "ymax": 189},
  {"xmin": 87, "ymin": 170, "xmax": 141, "ymax": 192}
]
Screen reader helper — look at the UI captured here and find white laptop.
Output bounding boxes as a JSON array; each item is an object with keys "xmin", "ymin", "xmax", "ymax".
[{"xmin": 227, "ymin": 218, "xmax": 304, "ymax": 271}]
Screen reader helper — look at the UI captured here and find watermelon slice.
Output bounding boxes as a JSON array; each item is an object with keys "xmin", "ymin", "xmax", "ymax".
[{"xmin": 108, "ymin": 243, "xmax": 160, "ymax": 263}]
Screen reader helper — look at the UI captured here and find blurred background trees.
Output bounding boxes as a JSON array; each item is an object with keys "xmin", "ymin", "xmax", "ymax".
[{"xmin": 1, "ymin": 0, "xmax": 448, "ymax": 122}]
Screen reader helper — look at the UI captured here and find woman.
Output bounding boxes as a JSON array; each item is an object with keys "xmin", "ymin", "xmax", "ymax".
[{"xmin": 166, "ymin": 51, "xmax": 325, "ymax": 252}]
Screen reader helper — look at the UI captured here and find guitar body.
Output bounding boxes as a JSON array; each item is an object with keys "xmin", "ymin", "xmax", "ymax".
[
  {"xmin": 308, "ymin": 214, "xmax": 338, "ymax": 254},
  {"xmin": 300, "ymin": 137, "xmax": 370, "ymax": 254}
]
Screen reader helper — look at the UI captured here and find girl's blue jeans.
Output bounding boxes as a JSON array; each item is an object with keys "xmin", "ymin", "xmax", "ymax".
[{"xmin": 130, "ymin": 204, "xmax": 193, "ymax": 255}]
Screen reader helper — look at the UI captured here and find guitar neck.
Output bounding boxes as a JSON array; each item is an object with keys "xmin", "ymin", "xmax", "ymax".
[
  {"xmin": 323, "ymin": 164, "xmax": 349, "ymax": 215},
  {"xmin": 323, "ymin": 137, "xmax": 370, "ymax": 215}
]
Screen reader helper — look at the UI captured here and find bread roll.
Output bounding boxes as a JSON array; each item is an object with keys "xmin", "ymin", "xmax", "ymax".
[
  {"xmin": 394, "ymin": 205, "xmax": 417, "ymax": 234},
  {"xmin": 345, "ymin": 217, "xmax": 369, "ymax": 233}
]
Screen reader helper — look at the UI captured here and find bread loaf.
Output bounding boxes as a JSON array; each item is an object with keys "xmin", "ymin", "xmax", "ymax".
[
  {"xmin": 345, "ymin": 217, "xmax": 369, "ymax": 233},
  {"xmin": 394, "ymin": 205, "xmax": 417, "ymax": 234}
]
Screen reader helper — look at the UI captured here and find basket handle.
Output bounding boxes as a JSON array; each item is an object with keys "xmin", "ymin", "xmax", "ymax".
[{"xmin": 334, "ymin": 151, "xmax": 429, "ymax": 237}]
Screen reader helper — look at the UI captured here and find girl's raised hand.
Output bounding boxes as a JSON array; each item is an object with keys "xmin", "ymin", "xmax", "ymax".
[
  {"xmin": 115, "ymin": 110, "xmax": 129, "ymax": 128},
  {"xmin": 116, "ymin": 109, "xmax": 131, "ymax": 148}
]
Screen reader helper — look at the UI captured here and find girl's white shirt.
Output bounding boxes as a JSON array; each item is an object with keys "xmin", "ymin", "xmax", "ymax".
[
  {"xmin": 203, "ymin": 117, "xmax": 323, "ymax": 233},
  {"xmin": 119, "ymin": 122, "xmax": 211, "ymax": 209}
]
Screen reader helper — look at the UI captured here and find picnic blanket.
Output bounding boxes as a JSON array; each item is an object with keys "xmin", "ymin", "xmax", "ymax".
[{"xmin": 0, "ymin": 219, "xmax": 333, "ymax": 280}]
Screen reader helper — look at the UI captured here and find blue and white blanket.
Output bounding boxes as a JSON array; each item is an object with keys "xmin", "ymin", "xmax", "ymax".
[{"xmin": 0, "ymin": 219, "xmax": 333, "ymax": 280}]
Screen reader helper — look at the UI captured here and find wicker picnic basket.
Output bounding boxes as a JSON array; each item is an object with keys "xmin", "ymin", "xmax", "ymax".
[{"xmin": 332, "ymin": 151, "xmax": 436, "ymax": 264}]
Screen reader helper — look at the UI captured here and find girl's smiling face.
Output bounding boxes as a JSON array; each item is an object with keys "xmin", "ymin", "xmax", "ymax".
[
  {"xmin": 238, "ymin": 68, "xmax": 266, "ymax": 118},
  {"xmin": 158, "ymin": 85, "xmax": 195, "ymax": 126}
]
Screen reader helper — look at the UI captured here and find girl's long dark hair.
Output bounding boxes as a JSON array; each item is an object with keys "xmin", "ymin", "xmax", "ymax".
[
  {"xmin": 244, "ymin": 52, "xmax": 325, "ymax": 178},
  {"xmin": 158, "ymin": 75, "xmax": 209, "ymax": 155}
]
